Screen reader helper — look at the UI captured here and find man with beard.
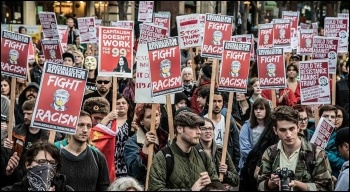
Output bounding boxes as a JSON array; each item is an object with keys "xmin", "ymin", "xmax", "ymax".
[
  {"xmin": 203, "ymin": 91, "xmax": 240, "ymax": 171},
  {"xmin": 57, "ymin": 110, "xmax": 110, "ymax": 191},
  {"xmin": 149, "ymin": 111, "xmax": 219, "ymax": 191},
  {"xmin": 14, "ymin": 82, "xmax": 39, "ymax": 126},
  {"xmin": 4, "ymin": 100, "xmax": 62, "ymax": 158},
  {"xmin": 30, "ymin": 51, "xmax": 46, "ymax": 85},
  {"xmin": 83, "ymin": 76, "xmax": 113, "ymax": 110}
]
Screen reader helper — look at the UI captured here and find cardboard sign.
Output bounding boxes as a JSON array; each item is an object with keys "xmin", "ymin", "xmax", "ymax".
[
  {"xmin": 176, "ymin": 14, "xmax": 201, "ymax": 49},
  {"xmin": 135, "ymin": 23, "xmax": 169, "ymax": 103},
  {"xmin": 297, "ymin": 29, "xmax": 314, "ymax": 55},
  {"xmin": 41, "ymin": 39, "xmax": 63, "ymax": 64},
  {"xmin": 1, "ymin": 30, "xmax": 31, "ymax": 79},
  {"xmin": 57, "ymin": 25, "xmax": 68, "ymax": 52},
  {"xmin": 324, "ymin": 17, "xmax": 349, "ymax": 53},
  {"xmin": 95, "ymin": 19, "xmax": 102, "ymax": 39},
  {"xmin": 138, "ymin": 1, "xmax": 154, "ymax": 22},
  {"xmin": 299, "ymin": 60, "xmax": 330, "ymax": 105},
  {"xmin": 39, "ymin": 12, "xmax": 60, "ymax": 40},
  {"xmin": 110, "ymin": 21, "xmax": 134, "ymax": 30},
  {"xmin": 31, "ymin": 62, "xmax": 88, "ymax": 134},
  {"xmin": 218, "ymin": 41, "xmax": 251, "ymax": 92},
  {"xmin": 312, "ymin": 22, "xmax": 318, "ymax": 36},
  {"xmin": 256, "ymin": 48, "xmax": 286, "ymax": 89},
  {"xmin": 272, "ymin": 19, "xmax": 291, "ymax": 47},
  {"xmin": 312, "ymin": 36, "xmax": 338, "ymax": 74},
  {"xmin": 310, "ymin": 117, "xmax": 335, "ymax": 149},
  {"xmin": 147, "ymin": 37, "xmax": 182, "ymax": 97},
  {"xmin": 77, "ymin": 17, "xmax": 97, "ymax": 44},
  {"xmin": 201, "ymin": 14, "xmax": 234, "ymax": 58},
  {"xmin": 153, "ymin": 12, "xmax": 171, "ymax": 37},
  {"xmin": 258, "ymin": 23, "xmax": 274, "ymax": 48},
  {"xmin": 282, "ymin": 11, "xmax": 299, "ymax": 30},
  {"xmin": 98, "ymin": 26, "xmax": 133, "ymax": 78}
]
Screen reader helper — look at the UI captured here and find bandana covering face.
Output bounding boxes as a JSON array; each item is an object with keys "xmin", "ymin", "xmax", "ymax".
[{"xmin": 26, "ymin": 164, "xmax": 56, "ymax": 191}]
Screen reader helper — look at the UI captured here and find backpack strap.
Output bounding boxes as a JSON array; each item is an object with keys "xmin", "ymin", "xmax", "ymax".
[
  {"xmin": 161, "ymin": 146, "xmax": 174, "ymax": 184},
  {"xmin": 197, "ymin": 148, "xmax": 208, "ymax": 169}
]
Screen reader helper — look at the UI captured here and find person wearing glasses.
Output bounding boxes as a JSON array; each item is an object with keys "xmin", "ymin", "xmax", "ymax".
[
  {"xmin": 308, "ymin": 105, "xmax": 346, "ymax": 179},
  {"xmin": 83, "ymin": 76, "xmax": 113, "ymax": 110},
  {"xmin": 196, "ymin": 117, "xmax": 239, "ymax": 190},
  {"xmin": 2, "ymin": 140, "xmax": 74, "ymax": 191},
  {"xmin": 292, "ymin": 104, "xmax": 313, "ymax": 141},
  {"xmin": 181, "ymin": 67, "xmax": 195, "ymax": 100}
]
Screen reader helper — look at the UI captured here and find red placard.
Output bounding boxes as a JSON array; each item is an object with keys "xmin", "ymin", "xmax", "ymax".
[
  {"xmin": 138, "ymin": 23, "xmax": 168, "ymax": 44},
  {"xmin": 98, "ymin": 26, "xmax": 134, "ymax": 77},
  {"xmin": 77, "ymin": 17, "xmax": 97, "ymax": 44},
  {"xmin": 28, "ymin": 40, "xmax": 35, "ymax": 63},
  {"xmin": 39, "ymin": 12, "xmax": 60, "ymax": 40},
  {"xmin": 324, "ymin": 17, "xmax": 349, "ymax": 53},
  {"xmin": 57, "ymin": 25, "xmax": 68, "ymax": 52},
  {"xmin": 147, "ymin": 37, "xmax": 182, "ymax": 97},
  {"xmin": 282, "ymin": 11, "xmax": 299, "ymax": 30},
  {"xmin": 273, "ymin": 19, "xmax": 291, "ymax": 47},
  {"xmin": 1, "ymin": 30, "xmax": 30, "ymax": 79},
  {"xmin": 219, "ymin": 41, "xmax": 251, "ymax": 92},
  {"xmin": 41, "ymin": 39, "xmax": 63, "ymax": 64},
  {"xmin": 201, "ymin": 14, "xmax": 234, "ymax": 58},
  {"xmin": 258, "ymin": 23, "xmax": 274, "ymax": 48},
  {"xmin": 153, "ymin": 12, "xmax": 171, "ymax": 37},
  {"xmin": 299, "ymin": 60, "xmax": 330, "ymax": 105},
  {"xmin": 138, "ymin": 1, "xmax": 154, "ymax": 22},
  {"xmin": 231, "ymin": 35, "xmax": 247, "ymax": 42},
  {"xmin": 298, "ymin": 29, "xmax": 314, "ymax": 55},
  {"xmin": 310, "ymin": 117, "xmax": 335, "ymax": 149},
  {"xmin": 31, "ymin": 62, "xmax": 88, "ymax": 134},
  {"xmin": 256, "ymin": 48, "xmax": 286, "ymax": 89}
]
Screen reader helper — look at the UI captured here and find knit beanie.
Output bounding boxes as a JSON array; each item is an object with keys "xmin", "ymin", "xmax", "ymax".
[
  {"xmin": 201, "ymin": 65, "xmax": 212, "ymax": 79},
  {"xmin": 82, "ymin": 97, "xmax": 110, "ymax": 115}
]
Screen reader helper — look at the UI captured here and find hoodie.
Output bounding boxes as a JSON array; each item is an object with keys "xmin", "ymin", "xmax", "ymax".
[{"xmin": 14, "ymin": 82, "xmax": 39, "ymax": 126}]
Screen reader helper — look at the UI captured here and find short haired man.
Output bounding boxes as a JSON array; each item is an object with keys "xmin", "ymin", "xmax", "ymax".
[
  {"xmin": 83, "ymin": 76, "xmax": 113, "ymax": 110},
  {"xmin": 258, "ymin": 106, "xmax": 333, "ymax": 191},
  {"xmin": 62, "ymin": 52, "xmax": 75, "ymax": 67},
  {"xmin": 30, "ymin": 51, "xmax": 46, "ymax": 85},
  {"xmin": 57, "ymin": 110, "xmax": 110, "ymax": 191},
  {"xmin": 334, "ymin": 127, "xmax": 349, "ymax": 191},
  {"xmin": 149, "ymin": 111, "xmax": 219, "ymax": 191}
]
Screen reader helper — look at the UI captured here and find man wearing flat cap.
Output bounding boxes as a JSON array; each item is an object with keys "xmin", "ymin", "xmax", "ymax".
[{"xmin": 149, "ymin": 111, "xmax": 219, "ymax": 191}]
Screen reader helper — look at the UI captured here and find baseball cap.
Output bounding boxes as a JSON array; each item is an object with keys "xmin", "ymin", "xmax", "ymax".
[
  {"xmin": 62, "ymin": 52, "xmax": 75, "ymax": 63},
  {"xmin": 335, "ymin": 127, "xmax": 349, "ymax": 146},
  {"xmin": 174, "ymin": 111, "xmax": 205, "ymax": 127}
]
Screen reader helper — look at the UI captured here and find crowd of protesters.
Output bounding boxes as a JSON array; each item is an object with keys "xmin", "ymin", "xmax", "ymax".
[{"xmin": 1, "ymin": 11, "xmax": 349, "ymax": 191}]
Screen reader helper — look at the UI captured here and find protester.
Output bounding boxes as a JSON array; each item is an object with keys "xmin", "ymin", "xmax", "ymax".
[
  {"xmin": 191, "ymin": 64, "xmax": 213, "ymax": 114},
  {"xmin": 1, "ymin": 76, "xmax": 11, "ymax": 98},
  {"xmin": 334, "ymin": 127, "xmax": 349, "ymax": 191},
  {"xmin": 148, "ymin": 111, "xmax": 219, "ymax": 191},
  {"xmin": 257, "ymin": 106, "xmax": 333, "ymax": 191},
  {"xmin": 124, "ymin": 103, "xmax": 168, "ymax": 185},
  {"xmin": 107, "ymin": 176, "xmax": 143, "ymax": 191},
  {"xmin": 182, "ymin": 67, "xmax": 195, "ymax": 100},
  {"xmin": 83, "ymin": 76, "xmax": 113, "ymax": 109},
  {"xmin": 336, "ymin": 59, "xmax": 349, "ymax": 112},
  {"xmin": 292, "ymin": 104, "xmax": 313, "ymax": 141},
  {"xmin": 2, "ymin": 140, "xmax": 74, "ymax": 191},
  {"xmin": 1, "ymin": 95, "xmax": 10, "ymax": 145},
  {"xmin": 14, "ymin": 82, "xmax": 39, "ymax": 126},
  {"xmin": 30, "ymin": 51, "xmax": 46, "ymax": 86}
]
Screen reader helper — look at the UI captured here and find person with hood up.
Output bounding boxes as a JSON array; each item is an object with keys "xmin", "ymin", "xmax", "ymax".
[{"xmin": 14, "ymin": 82, "xmax": 39, "ymax": 126}]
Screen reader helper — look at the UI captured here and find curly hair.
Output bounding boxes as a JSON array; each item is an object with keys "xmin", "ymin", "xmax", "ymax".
[
  {"xmin": 134, "ymin": 103, "xmax": 160, "ymax": 127},
  {"xmin": 271, "ymin": 106, "xmax": 298, "ymax": 128}
]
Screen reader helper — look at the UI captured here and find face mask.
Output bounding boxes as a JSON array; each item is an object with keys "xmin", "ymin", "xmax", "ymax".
[
  {"xmin": 84, "ymin": 56, "xmax": 97, "ymax": 70},
  {"xmin": 27, "ymin": 164, "xmax": 56, "ymax": 191}
]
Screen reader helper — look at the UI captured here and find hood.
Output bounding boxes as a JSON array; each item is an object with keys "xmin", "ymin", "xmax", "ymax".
[
  {"xmin": 174, "ymin": 92, "xmax": 190, "ymax": 107},
  {"xmin": 18, "ymin": 82, "xmax": 40, "ymax": 107}
]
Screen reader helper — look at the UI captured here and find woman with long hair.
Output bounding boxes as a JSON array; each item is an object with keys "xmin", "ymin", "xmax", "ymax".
[{"xmin": 113, "ymin": 56, "xmax": 131, "ymax": 73}]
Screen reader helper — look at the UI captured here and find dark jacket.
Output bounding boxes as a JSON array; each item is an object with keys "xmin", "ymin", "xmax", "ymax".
[
  {"xmin": 83, "ymin": 90, "xmax": 113, "ymax": 111},
  {"xmin": 30, "ymin": 65, "xmax": 43, "ymax": 86},
  {"xmin": 14, "ymin": 83, "xmax": 39, "ymax": 126},
  {"xmin": 1, "ymin": 147, "xmax": 21, "ymax": 189},
  {"xmin": 149, "ymin": 141, "xmax": 219, "ymax": 191},
  {"xmin": 336, "ymin": 76, "xmax": 349, "ymax": 112},
  {"xmin": 12, "ymin": 123, "xmax": 63, "ymax": 158},
  {"xmin": 196, "ymin": 141, "xmax": 239, "ymax": 187}
]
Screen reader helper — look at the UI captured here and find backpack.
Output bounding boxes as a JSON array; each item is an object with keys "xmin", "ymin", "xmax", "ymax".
[
  {"xmin": 161, "ymin": 146, "xmax": 208, "ymax": 183},
  {"xmin": 269, "ymin": 142, "xmax": 317, "ymax": 177}
]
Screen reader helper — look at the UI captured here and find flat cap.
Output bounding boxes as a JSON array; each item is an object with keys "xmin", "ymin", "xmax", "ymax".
[{"xmin": 174, "ymin": 111, "xmax": 205, "ymax": 127}]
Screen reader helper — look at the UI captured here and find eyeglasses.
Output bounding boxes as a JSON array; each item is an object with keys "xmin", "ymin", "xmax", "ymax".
[
  {"xmin": 299, "ymin": 117, "xmax": 309, "ymax": 122},
  {"xmin": 33, "ymin": 159, "xmax": 57, "ymax": 166},
  {"xmin": 184, "ymin": 73, "xmax": 191, "ymax": 76},
  {"xmin": 96, "ymin": 80, "xmax": 110, "ymax": 84},
  {"xmin": 200, "ymin": 126, "xmax": 214, "ymax": 132}
]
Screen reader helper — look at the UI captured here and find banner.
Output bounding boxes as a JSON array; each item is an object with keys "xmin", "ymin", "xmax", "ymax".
[
  {"xmin": 77, "ymin": 17, "xmax": 97, "ymax": 44},
  {"xmin": 201, "ymin": 14, "xmax": 234, "ymax": 58},
  {"xmin": 28, "ymin": 40, "xmax": 35, "ymax": 63},
  {"xmin": 138, "ymin": 1, "xmax": 154, "ymax": 22},
  {"xmin": 272, "ymin": 19, "xmax": 291, "ymax": 48},
  {"xmin": 218, "ymin": 41, "xmax": 251, "ymax": 92},
  {"xmin": 258, "ymin": 23, "xmax": 274, "ymax": 48},
  {"xmin": 324, "ymin": 17, "xmax": 349, "ymax": 53},
  {"xmin": 11, "ymin": 25, "xmax": 42, "ymax": 43},
  {"xmin": 39, "ymin": 12, "xmax": 60, "ymax": 40},
  {"xmin": 31, "ymin": 62, "xmax": 88, "ymax": 134},
  {"xmin": 256, "ymin": 48, "xmax": 286, "ymax": 89},
  {"xmin": 1, "ymin": 30, "xmax": 31, "ymax": 79},
  {"xmin": 41, "ymin": 39, "xmax": 63, "ymax": 64},
  {"xmin": 312, "ymin": 36, "xmax": 338, "ymax": 74},
  {"xmin": 282, "ymin": 11, "xmax": 299, "ymax": 30},
  {"xmin": 310, "ymin": 117, "xmax": 335, "ymax": 149},
  {"xmin": 110, "ymin": 21, "xmax": 134, "ymax": 30},
  {"xmin": 147, "ymin": 37, "xmax": 182, "ymax": 97},
  {"xmin": 297, "ymin": 29, "xmax": 314, "ymax": 55},
  {"xmin": 299, "ymin": 60, "xmax": 330, "ymax": 105},
  {"xmin": 176, "ymin": 14, "xmax": 201, "ymax": 49},
  {"xmin": 153, "ymin": 12, "xmax": 171, "ymax": 37},
  {"xmin": 135, "ymin": 23, "xmax": 169, "ymax": 103},
  {"xmin": 98, "ymin": 26, "xmax": 133, "ymax": 77}
]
